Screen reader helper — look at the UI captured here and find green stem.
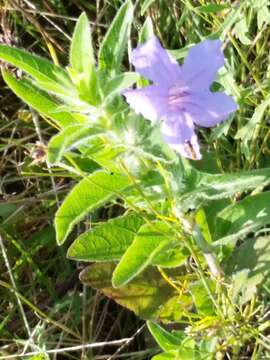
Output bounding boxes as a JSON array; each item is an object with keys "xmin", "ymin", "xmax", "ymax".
[{"xmin": 192, "ymin": 224, "xmax": 224, "ymax": 279}]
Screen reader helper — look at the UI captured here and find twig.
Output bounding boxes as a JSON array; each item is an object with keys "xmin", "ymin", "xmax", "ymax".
[
  {"xmin": 0, "ymin": 338, "xmax": 134, "ymax": 359},
  {"xmin": 107, "ymin": 324, "xmax": 145, "ymax": 360}
]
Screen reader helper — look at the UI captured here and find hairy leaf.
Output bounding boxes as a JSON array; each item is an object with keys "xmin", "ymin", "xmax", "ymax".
[
  {"xmin": 214, "ymin": 191, "xmax": 270, "ymax": 246},
  {"xmin": 147, "ymin": 321, "xmax": 182, "ymax": 351},
  {"xmin": 67, "ymin": 213, "xmax": 145, "ymax": 261},
  {"xmin": 179, "ymin": 167, "xmax": 270, "ymax": 211},
  {"xmin": 70, "ymin": 12, "xmax": 97, "ymax": 103},
  {"xmin": 0, "ymin": 44, "xmax": 69, "ymax": 83},
  {"xmin": 102, "ymin": 72, "xmax": 139, "ymax": 100},
  {"xmin": 2, "ymin": 71, "xmax": 79, "ymax": 127},
  {"xmin": 55, "ymin": 171, "xmax": 130, "ymax": 244},
  {"xmin": 98, "ymin": 0, "xmax": 133, "ymax": 72},
  {"xmin": 226, "ymin": 236, "xmax": 270, "ymax": 304},
  {"xmin": 48, "ymin": 125, "xmax": 102, "ymax": 164},
  {"xmin": 80, "ymin": 263, "xmax": 192, "ymax": 322},
  {"xmin": 112, "ymin": 222, "xmax": 175, "ymax": 287}
]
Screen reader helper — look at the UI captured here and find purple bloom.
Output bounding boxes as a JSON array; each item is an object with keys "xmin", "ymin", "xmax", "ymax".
[{"xmin": 123, "ymin": 37, "xmax": 238, "ymax": 159}]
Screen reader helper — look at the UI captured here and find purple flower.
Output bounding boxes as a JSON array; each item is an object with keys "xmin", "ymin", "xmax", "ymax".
[{"xmin": 123, "ymin": 37, "xmax": 238, "ymax": 159}]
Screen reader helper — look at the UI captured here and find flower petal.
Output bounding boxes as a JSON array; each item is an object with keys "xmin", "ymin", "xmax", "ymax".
[
  {"xmin": 161, "ymin": 114, "xmax": 201, "ymax": 160},
  {"xmin": 182, "ymin": 91, "xmax": 238, "ymax": 127},
  {"xmin": 182, "ymin": 40, "xmax": 224, "ymax": 90},
  {"xmin": 123, "ymin": 85, "xmax": 169, "ymax": 122},
  {"xmin": 131, "ymin": 36, "xmax": 183, "ymax": 87}
]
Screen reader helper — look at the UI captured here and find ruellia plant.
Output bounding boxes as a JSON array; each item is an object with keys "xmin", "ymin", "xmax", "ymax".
[{"xmin": 2, "ymin": 1, "xmax": 270, "ymax": 358}]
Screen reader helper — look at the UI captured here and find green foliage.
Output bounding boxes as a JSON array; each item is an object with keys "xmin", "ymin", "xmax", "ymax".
[
  {"xmin": 0, "ymin": 43, "xmax": 70, "ymax": 89},
  {"xmin": 80, "ymin": 263, "xmax": 192, "ymax": 321},
  {"xmin": 214, "ymin": 191, "xmax": 270, "ymax": 246},
  {"xmin": 197, "ymin": 4, "xmax": 229, "ymax": 13},
  {"xmin": 67, "ymin": 213, "xmax": 145, "ymax": 261},
  {"xmin": 3, "ymin": 2, "xmax": 270, "ymax": 359},
  {"xmin": 69, "ymin": 12, "xmax": 97, "ymax": 103},
  {"xmin": 112, "ymin": 222, "xmax": 175, "ymax": 287},
  {"xmin": 47, "ymin": 124, "xmax": 103, "ymax": 164},
  {"xmin": 102, "ymin": 72, "xmax": 139, "ymax": 100},
  {"xmin": 140, "ymin": 0, "xmax": 156, "ymax": 15},
  {"xmin": 98, "ymin": 0, "xmax": 134, "ymax": 73},
  {"xmin": 227, "ymin": 236, "xmax": 270, "ymax": 304},
  {"xmin": 147, "ymin": 321, "xmax": 182, "ymax": 351},
  {"xmin": 2, "ymin": 71, "xmax": 80, "ymax": 127},
  {"xmin": 179, "ymin": 167, "xmax": 270, "ymax": 210},
  {"xmin": 55, "ymin": 171, "xmax": 130, "ymax": 244}
]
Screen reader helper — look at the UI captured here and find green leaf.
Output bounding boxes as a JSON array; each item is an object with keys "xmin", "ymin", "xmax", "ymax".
[
  {"xmin": 147, "ymin": 321, "xmax": 182, "ymax": 351},
  {"xmin": 195, "ymin": 208, "xmax": 212, "ymax": 244},
  {"xmin": 256, "ymin": 2, "xmax": 270, "ymax": 29},
  {"xmin": 235, "ymin": 17, "xmax": 252, "ymax": 45},
  {"xmin": 70, "ymin": 13, "xmax": 95, "ymax": 72},
  {"xmin": 102, "ymin": 72, "xmax": 139, "ymax": 100},
  {"xmin": 217, "ymin": 67, "xmax": 240, "ymax": 100},
  {"xmin": 70, "ymin": 13, "xmax": 97, "ymax": 103},
  {"xmin": 152, "ymin": 339, "xmax": 196, "ymax": 360},
  {"xmin": 197, "ymin": 4, "xmax": 229, "ymax": 13},
  {"xmin": 152, "ymin": 351, "xmax": 179, "ymax": 360},
  {"xmin": 152, "ymin": 246, "xmax": 188, "ymax": 268},
  {"xmin": 48, "ymin": 125, "xmax": 102, "ymax": 164},
  {"xmin": 67, "ymin": 213, "xmax": 145, "ymax": 261},
  {"xmin": 216, "ymin": 3, "xmax": 246, "ymax": 40},
  {"xmin": 0, "ymin": 203, "xmax": 17, "ymax": 218},
  {"xmin": 0, "ymin": 44, "xmax": 71, "ymax": 89},
  {"xmin": 190, "ymin": 280, "xmax": 215, "ymax": 316},
  {"xmin": 80, "ymin": 263, "xmax": 192, "ymax": 322},
  {"xmin": 214, "ymin": 191, "xmax": 270, "ymax": 246},
  {"xmin": 98, "ymin": 0, "xmax": 134, "ymax": 73},
  {"xmin": 141, "ymin": 0, "xmax": 156, "ymax": 15},
  {"xmin": 236, "ymin": 95, "xmax": 270, "ymax": 140},
  {"xmin": 169, "ymin": 44, "xmax": 193, "ymax": 60},
  {"xmin": 28, "ymin": 355, "xmax": 49, "ymax": 360},
  {"xmin": 82, "ymin": 141, "xmax": 125, "ymax": 172},
  {"xmin": 55, "ymin": 171, "xmax": 130, "ymax": 244},
  {"xmin": 226, "ymin": 236, "xmax": 270, "ymax": 304},
  {"xmin": 235, "ymin": 95, "xmax": 270, "ymax": 159},
  {"xmin": 139, "ymin": 16, "xmax": 154, "ymax": 43},
  {"xmin": 179, "ymin": 167, "xmax": 270, "ymax": 211},
  {"xmin": 67, "ymin": 213, "xmax": 187, "ymax": 268},
  {"xmin": 2, "ymin": 70, "xmax": 79, "ymax": 127},
  {"xmin": 112, "ymin": 222, "xmax": 174, "ymax": 287}
]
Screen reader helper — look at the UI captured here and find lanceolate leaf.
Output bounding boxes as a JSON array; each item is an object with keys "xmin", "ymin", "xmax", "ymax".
[
  {"xmin": 48, "ymin": 125, "xmax": 102, "ymax": 164},
  {"xmin": 214, "ymin": 191, "xmax": 270, "ymax": 246},
  {"xmin": 226, "ymin": 236, "xmax": 270, "ymax": 304},
  {"xmin": 55, "ymin": 171, "xmax": 130, "ymax": 245},
  {"xmin": 2, "ymin": 70, "xmax": 79, "ymax": 127},
  {"xmin": 102, "ymin": 72, "xmax": 139, "ymax": 100},
  {"xmin": 147, "ymin": 321, "xmax": 182, "ymax": 351},
  {"xmin": 67, "ymin": 213, "xmax": 145, "ymax": 261},
  {"xmin": 139, "ymin": 16, "xmax": 154, "ymax": 43},
  {"xmin": 80, "ymin": 263, "xmax": 192, "ymax": 322},
  {"xmin": 112, "ymin": 222, "xmax": 175, "ymax": 287},
  {"xmin": 0, "ymin": 44, "xmax": 71, "ymax": 88},
  {"xmin": 70, "ymin": 13, "xmax": 95, "ymax": 73},
  {"xmin": 67, "ymin": 212, "xmax": 187, "ymax": 267},
  {"xmin": 235, "ymin": 95, "xmax": 270, "ymax": 159},
  {"xmin": 152, "ymin": 246, "xmax": 188, "ymax": 268},
  {"xmin": 98, "ymin": 0, "xmax": 134, "ymax": 72},
  {"xmin": 179, "ymin": 167, "xmax": 270, "ymax": 211},
  {"xmin": 140, "ymin": 0, "xmax": 155, "ymax": 16},
  {"xmin": 70, "ymin": 12, "xmax": 97, "ymax": 103}
]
